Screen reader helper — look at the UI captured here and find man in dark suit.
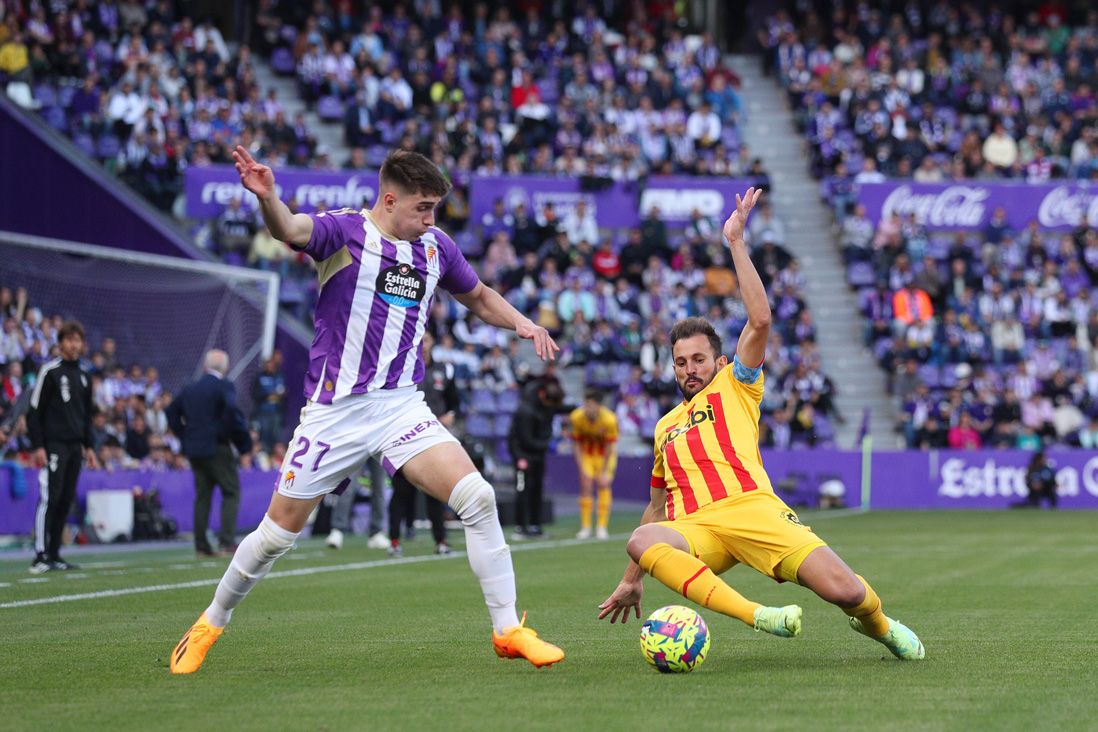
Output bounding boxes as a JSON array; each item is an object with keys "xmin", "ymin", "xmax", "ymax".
[{"xmin": 167, "ymin": 350, "xmax": 253, "ymax": 557}]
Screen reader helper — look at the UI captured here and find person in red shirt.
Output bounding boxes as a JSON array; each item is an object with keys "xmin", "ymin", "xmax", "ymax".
[{"xmin": 592, "ymin": 240, "xmax": 621, "ymax": 280}]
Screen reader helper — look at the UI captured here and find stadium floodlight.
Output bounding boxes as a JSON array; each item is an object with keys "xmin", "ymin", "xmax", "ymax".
[{"xmin": 0, "ymin": 230, "xmax": 279, "ymax": 413}]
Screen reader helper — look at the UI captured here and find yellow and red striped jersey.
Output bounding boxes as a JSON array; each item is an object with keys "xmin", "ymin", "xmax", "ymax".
[
  {"xmin": 650, "ymin": 360, "xmax": 774, "ymax": 520},
  {"xmin": 569, "ymin": 406, "xmax": 619, "ymax": 456}
]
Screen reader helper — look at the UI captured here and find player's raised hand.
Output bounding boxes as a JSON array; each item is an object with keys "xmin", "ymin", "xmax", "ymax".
[
  {"xmin": 722, "ymin": 186, "xmax": 763, "ymax": 244},
  {"xmin": 232, "ymin": 145, "xmax": 276, "ymax": 199},
  {"xmin": 516, "ymin": 320, "xmax": 560, "ymax": 361},
  {"xmin": 597, "ymin": 580, "xmax": 643, "ymax": 624}
]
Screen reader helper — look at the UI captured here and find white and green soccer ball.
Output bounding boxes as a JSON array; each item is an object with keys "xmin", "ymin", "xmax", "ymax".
[{"xmin": 639, "ymin": 605, "xmax": 711, "ymax": 673}]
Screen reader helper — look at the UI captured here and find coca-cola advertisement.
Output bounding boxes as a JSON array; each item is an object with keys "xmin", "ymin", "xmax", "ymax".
[{"xmin": 859, "ymin": 181, "xmax": 1098, "ymax": 230}]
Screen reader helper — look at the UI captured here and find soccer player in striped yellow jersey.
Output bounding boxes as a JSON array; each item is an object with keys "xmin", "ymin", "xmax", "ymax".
[
  {"xmin": 598, "ymin": 188, "xmax": 924, "ymax": 660},
  {"xmin": 568, "ymin": 389, "xmax": 619, "ymax": 540}
]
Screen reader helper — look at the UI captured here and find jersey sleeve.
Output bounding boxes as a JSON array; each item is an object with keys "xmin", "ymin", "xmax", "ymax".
[
  {"xmin": 728, "ymin": 356, "xmax": 765, "ymax": 405},
  {"xmin": 435, "ymin": 229, "xmax": 479, "ymax": 295},
  {"xmin": 301, "ymin": 209, "xmax": 358, "ymax": 261}
]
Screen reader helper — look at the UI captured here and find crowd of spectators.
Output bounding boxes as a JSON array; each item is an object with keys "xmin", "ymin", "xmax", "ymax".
[
  {"xmin": 272, "ymin": 0, "xmax": 746, "ymax": 181},
  {"xmin": 762, "ymin": 3, "xmax": 1098, "ymax": 191},
  {"xmin": 437, "ymin": 198, "xmax": 843, "ymax": 455},
  {"xmin": 0, "ymin": 284, "xmax": 294, "ymax": 471},
  {"xmin": 844, "ymin": 208, "xmax": 1098, "ymax": 450},
  {"xmin": 1, "ymin": 1, "xmax": 843, "ymax": 455},
  {"xmin": 0, "ymin": 1, "xmax": 321, "ymax": 213},
  {"xmin": 755, "ymin": 3, "xmax": 1098, "ymax": 451}
]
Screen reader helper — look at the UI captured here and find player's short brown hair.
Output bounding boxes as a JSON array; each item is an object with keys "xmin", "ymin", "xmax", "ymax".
[
  {"xmin": 584, "ymin": 388, "xmax": 603, "ymax": 403},
  {"xmin": 57, "ymin": 320, "xmax": 85, "ymax": 342},
  {"xmin": 669, "ymin": 317, "xmax": 723, "ymax": 359},
  {"xmin": 379, "ymin": 150, "xmax": 451, "ymax": 198}
]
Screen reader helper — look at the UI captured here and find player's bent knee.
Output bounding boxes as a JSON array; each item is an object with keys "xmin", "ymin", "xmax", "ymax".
[
  {"xmin": 449, "ymin": 472, "xmax": 496, "ymax": 522},
  {"xmin": 256, "ymin": 515, "xmax": 297, "ymax": 560},
  {"xmin": 626, "ymin": 525, "xmax": 664, "ymax": 562}
]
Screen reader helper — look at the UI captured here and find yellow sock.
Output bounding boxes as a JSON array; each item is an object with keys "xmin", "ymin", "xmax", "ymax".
[
  {"xmin": 843, "ymin": 575, "xmax": 889, "ymax": 637},
  {"xmin": 639, "ymin": 543, "xmax": 761, "ymax": 626},
  {"xmin": 578, "ymin": 496, "xmax": 593, "ymax": 530},
  {"xmin": 596, "ymin": 488, "xmax": 612, "ymax": 529}
]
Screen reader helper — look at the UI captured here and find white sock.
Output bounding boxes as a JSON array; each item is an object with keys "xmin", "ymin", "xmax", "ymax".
[
  {"xmin": 205, "ymin": 515, "xmax": 298, "ymax": 627},
  {"xmin": 448, "ymin": 472, "xmax": 520, "ymax": 633}
]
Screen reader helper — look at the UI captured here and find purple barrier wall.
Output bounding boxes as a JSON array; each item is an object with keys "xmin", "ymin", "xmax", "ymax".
[
  {"xmin": 543, "ymin": 449, "xmax": 1098, "ymax": 510},
  {"xmin": 185, "ymin": 165, "xmax": 380, "ymax": 218},
  {"xmin": 3, "ymin": 449, "xmax": 1095, "ymax": 536},
  {"xmin": 0, "ymin": 95, "xmax": 203, "ymax": 258},
  {"xmin": 858, "ymin": 181, "xmax": 1098, "ymax": 230}
]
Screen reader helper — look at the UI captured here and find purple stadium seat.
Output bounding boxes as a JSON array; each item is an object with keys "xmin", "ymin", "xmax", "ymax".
[
  {"xmin": 73, "ymin": 132, "xmax": 96, "ymax": 158},
  {"xmin": 316, "ymin": 95, "xmax": 344, "ymax": 122},
  {"xmin": 494, "ymin": 413, "xmax": 512, "ymax": 438},
  {"xmin": 34, "ymin": 84, "xmax": 56, "ymax": 107},
  {"xmin": 366, "ymin": 144, "xmax": 388, "ymax": 167},
  {"xmin": 470, "ymin": 388, "xmax": 497, "ymax": 413},
  {"xmin": 43, "ymin": 106, "xmax": 67, "ymax": 132},
  {"xmin": 466, "ymin": 414, "xmax": 494, "ymax": 439},
  {"xmin": 847, "ymin": 261, "xmax": 876, "ymax": 287},
  {"xmin": 918, "ymin": 364, "xmax": 941, "ymax": 388},
  {"xmin": 95, "ymin": 133, "xmax": 120, "ymax": 159},
  {"xmin": 496, "ymin": 388, "xmax": 519, "ymax": 413},
  {"xmin": 270, "ymin": 47, "xmax": 296, "ymax": 76},
  {"xmin": 58, "ymin": 85, "xmax": 75, "ymax": 108}
]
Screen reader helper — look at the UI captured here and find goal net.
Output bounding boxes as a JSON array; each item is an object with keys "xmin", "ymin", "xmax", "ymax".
[{"xmin": 0, "ymin": 230, "xmax": 278, "ymax": 415}]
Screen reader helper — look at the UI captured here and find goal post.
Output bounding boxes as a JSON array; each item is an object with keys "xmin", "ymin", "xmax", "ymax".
[{"xmin": 0, "ymin": 230, "xmax": 279, "ymax": 414}]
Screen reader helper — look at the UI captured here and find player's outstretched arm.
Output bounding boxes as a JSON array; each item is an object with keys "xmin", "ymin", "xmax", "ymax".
[
  {"xmin": 724, "ymin": 187, "xmax": 770, "ymax": 367},
  {"xmin": 232, "ymin": 145, "xmax": 314, "ymax": 247},
  {"xmin": 597, "ymin": 487, "xmax": 666, "ymax": 624},
  {"xmin": 454, "ymin": 282, "xmax": 559, "ymax": 361}
]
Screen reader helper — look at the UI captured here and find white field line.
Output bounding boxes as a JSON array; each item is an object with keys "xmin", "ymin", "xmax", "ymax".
[{"xmin": 0, "ymin": 508, "xmax": 866, "ymax": 610}]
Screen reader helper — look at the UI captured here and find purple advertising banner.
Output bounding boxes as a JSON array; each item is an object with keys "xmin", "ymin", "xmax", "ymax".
[
  {"xmin": 858, "ymin": 181, "xmax": 1098, "ymax": 230},
  {"xmin": 545, "ymin": 449, "xmax": 1098, "ymax": 510},
  {"xmin": 469, "ymin": 174, "xmax": 639, "ymax": 229},
  {"xmin": 469, "ymin": 175, "xmax": 759, "ymax": 230},
  {"xmin": 185, "ymin": 165, "xmax": 380, "ymax": 219},
  {"xmin": 872, "ymin": 449, "xmax": 1098, "ymax": 509}
]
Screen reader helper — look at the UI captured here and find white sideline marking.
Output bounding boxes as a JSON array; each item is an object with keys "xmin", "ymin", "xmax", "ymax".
[
  {"xmin": 0, "ymin": 533, "xmax": 628, "ymax": 609},
  {"xmin": 0, "ymin": 509, "xmax": 865, "ymax": 610}
]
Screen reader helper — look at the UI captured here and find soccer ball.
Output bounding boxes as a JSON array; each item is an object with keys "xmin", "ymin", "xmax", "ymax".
[{"xmin": 639, "ymin": 605, "xmax": 711, "ymax": 673}]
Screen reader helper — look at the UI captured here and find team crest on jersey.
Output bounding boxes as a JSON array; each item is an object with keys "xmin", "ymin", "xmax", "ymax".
[
  {"xmin": 377, "ymin": 263, "xmax": 426, "ymax": 307},
  {"xmin": 283, "ymin": 470, "xmax": 296, "ymax": 489},
  {"xmin": 425, "ymin": 244, "xmax": 437, "ymax": 266}
]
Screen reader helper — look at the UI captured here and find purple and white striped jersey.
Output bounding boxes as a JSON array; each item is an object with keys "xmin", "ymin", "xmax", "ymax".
[{"xmin": 297, "ymin": 208, "xmax": 478, "ymax": 404}]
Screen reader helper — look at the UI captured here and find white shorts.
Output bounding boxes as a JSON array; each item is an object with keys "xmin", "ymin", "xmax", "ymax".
[{"xmin": 275, "ymin": 386, "xmax": 459, "ymax": 500}]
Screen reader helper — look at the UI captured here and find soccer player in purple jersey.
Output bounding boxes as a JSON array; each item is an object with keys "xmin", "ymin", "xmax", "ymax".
[{"xmin": 171, "ymin": 146, "xmax": 564, "ymax": 672}]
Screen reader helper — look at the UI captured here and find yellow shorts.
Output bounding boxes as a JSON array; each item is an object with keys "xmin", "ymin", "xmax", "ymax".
[
  {"xmin": 657, "ymin": 491, "xmax": 827, "ymax": 583},
  {"xmin": 577, "ymin": 452, "xmax": 617, "ymax": 480}
]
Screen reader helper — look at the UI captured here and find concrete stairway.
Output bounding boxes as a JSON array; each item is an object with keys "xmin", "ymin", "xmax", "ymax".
[
  {"xmin": 726, "ymin": 54, "xmax": 899, "ymax": 449},
  {"xmin": 252, "ymin": 57, "xmax": 347, "ymax": 165}
]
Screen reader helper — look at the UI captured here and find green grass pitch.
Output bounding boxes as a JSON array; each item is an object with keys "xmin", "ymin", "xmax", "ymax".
[{"xmin": 1, "ymin": 510, "xmax": 1095, "ymax": 732}]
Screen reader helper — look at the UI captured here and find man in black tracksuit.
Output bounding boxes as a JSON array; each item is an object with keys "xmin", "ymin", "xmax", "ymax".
[
  {"xmin": 507, "ymin": 380, "xmax": 564, "ymax": 538},
  {"xmin": 387, "ymin": 331, "xmax": 460, "ymax": 555},
  {"xmin": 27, "ymin": 321, "xmax": 98, "ymax": 574}
]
